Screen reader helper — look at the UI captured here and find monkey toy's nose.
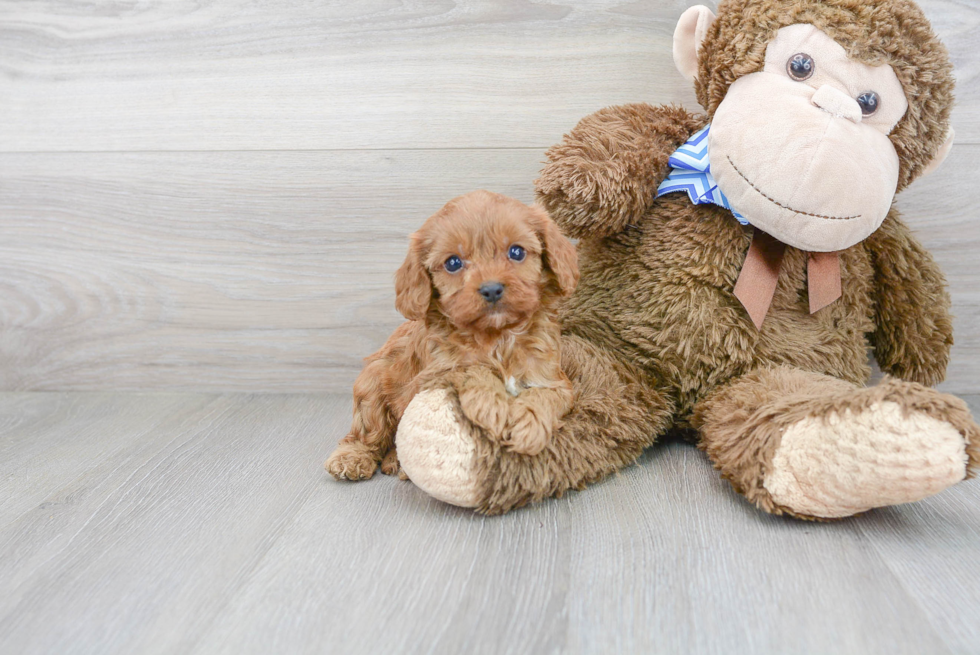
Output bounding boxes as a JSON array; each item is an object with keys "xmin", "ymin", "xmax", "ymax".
[
  {"xmin": 479, "ymin": 281, "xmax": 505, "ymax": 304},
  {"xmin": 811, "ymin": 84, "xmax": 862, "ymax": 123}
]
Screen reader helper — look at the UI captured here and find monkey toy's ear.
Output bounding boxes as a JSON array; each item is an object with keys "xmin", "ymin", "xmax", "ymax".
[
  {"xmin": 918, "ymin": 129, "xmax": 955, "ymax": 179},
  {"xmin": 673, "ymin": 5, "xmax": 716, "ymax": 82}
]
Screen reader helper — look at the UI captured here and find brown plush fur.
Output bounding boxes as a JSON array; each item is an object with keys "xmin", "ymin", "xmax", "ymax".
[
  {"xmin": 326, "ymin": 191, "xmax": 579, "ymax": 481},
  {"xmin": 535, "ymin": 104, "xmax": 705, "ymax": 240},
  {"xmin": 529, "ymin": 102, "xmax": 975, "ymax": 517},
  {"xmin": 476, "ymin": 334, "xmax": 672, "ymax": 514},
  {"xmin": 461, "ymin": 0, "xmax": 977, "ymax": 516}
]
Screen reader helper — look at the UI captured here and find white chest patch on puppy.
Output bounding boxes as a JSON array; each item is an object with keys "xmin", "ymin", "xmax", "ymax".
[{"xmin": 505, "ymin": 376, "xmax": 522, "ymax": 397}]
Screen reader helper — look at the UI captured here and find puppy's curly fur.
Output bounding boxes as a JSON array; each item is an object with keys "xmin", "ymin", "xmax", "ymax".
[{"xmin": 325, "ymin": 190, "xmax": 579, "ymax": 481}]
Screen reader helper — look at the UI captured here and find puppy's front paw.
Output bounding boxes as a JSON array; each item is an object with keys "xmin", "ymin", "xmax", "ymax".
[
  {"xmin": 458, "ymin": 386, "xmax": 509, "ymax": 438},
  {"xmin": 325, "ymin": 439, "xmax": 378, "ymax": 481},
  {"xmin": 380, "ymin": 446, "xmax": 407, "ymax": 480},
  {"xmin": 505, "ymin": 405, "xmax": 551, "ymax": 456}
]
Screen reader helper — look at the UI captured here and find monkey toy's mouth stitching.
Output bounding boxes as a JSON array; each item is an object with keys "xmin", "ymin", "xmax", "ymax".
[{"xmin": 726, "ymin": 155, "xmax": 861, "ymax": 221}]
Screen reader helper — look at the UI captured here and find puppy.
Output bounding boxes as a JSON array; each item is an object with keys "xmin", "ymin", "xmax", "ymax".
[{"xmin": 325, "ymin": 190, "xmax": 579, "ymax": 481}]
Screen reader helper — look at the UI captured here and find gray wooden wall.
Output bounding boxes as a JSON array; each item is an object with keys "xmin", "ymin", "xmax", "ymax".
[{"xmin": 1, "ymin": 0, "xmax": 977, "ymax": 394}]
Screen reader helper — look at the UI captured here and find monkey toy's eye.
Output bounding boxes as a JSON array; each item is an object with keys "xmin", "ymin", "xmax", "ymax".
[
  {"xmin": 507, "ymin": 245, "xmax": 526, "ymax": 262},
  {"xmin": 787, "ymin": 53, "xmax": 815, "ymax": 81},
  {"xmin": 856, "ymin": 91, "xmax": 880, "ymax": 116},
  {"xmin": 444, "ymin": 255, "xmax": 463, "ymax": 273}
]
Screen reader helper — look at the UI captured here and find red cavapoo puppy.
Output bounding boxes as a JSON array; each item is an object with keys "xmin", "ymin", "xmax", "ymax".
[{"xmin": 325, "ymin": 190, "xmax": 579, "ymax": 481}]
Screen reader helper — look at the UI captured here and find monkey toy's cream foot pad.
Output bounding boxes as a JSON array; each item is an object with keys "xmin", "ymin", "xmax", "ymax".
[
  {"xmin": 397, "ymin": 388, "xmax": 483, "ymax": 508},
  {"xmin": 763, "ymin": 401, "xmax": 969, "ymax": 519}
]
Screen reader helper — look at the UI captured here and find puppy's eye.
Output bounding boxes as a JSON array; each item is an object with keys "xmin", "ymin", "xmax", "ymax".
[
  {"xmin": 787, "ymin": 53, "xmax": 814, "ymax": 81},
  {"xmin": 856, "ymin": 91, "xmax": 879, "ymax": 116},
  {"xmin": 444, "ymin": 255, "xmax": 463, "ymax": 273},
  {"xmin": 508, "ymin": 245, "xmax": 526, "ymax": 262}
]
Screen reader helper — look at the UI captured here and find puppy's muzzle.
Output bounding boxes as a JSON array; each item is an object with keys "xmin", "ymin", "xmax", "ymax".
[{"xmin": 478, "ymin": 281, "xmax": 505, "ymax": 304}]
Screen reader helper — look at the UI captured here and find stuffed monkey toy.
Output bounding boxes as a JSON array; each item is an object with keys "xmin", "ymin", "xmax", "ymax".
[{"xmin": 391, "ymin": 0, "xmax": 980, "ymax": 518}]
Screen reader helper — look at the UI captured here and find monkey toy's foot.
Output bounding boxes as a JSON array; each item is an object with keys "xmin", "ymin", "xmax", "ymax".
[
  {"xmin": 699, "ymin": 371, "xmax": 980, "ymax": 520},
  {"xmin": 764, "ymin": 396, "xmax": 973, "ymax": 518},
  {"xmin": 396, "ymin": 388, "xmax": 485, "ymax": 508}
]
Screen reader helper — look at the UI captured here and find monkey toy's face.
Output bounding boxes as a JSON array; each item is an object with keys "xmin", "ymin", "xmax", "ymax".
[
  {"xmin": 711, "ymin": 24, "xmax": 907, "ymax": 252},
  {"xmin": 673, "ymin": 7, "xmax": 953, "ymax": 253}
]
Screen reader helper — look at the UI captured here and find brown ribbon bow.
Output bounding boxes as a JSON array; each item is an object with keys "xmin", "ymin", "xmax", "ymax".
[{"xmin": 732, "ymin": 228, "xmax": 842, "ymax": 330}]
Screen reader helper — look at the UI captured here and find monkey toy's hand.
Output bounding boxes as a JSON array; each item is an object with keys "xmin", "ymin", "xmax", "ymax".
[{"xmin": 536, "ymin": 103, "xmax": 704, "ymax": 241}]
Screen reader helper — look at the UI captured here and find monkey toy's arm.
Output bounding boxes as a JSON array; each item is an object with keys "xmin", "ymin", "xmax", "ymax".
[
  {"xmin": 865, "ymin": 209, "xmax": 954, "ymax": 387},
  {"xmin": 535, "ymin": 103, "xmax": 705, "ymax": 241}
]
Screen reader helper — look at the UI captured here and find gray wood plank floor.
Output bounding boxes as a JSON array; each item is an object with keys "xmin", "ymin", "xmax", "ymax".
[{"xmin": 1, "ymin": 392, "xmax": 978, "ymax": 655}]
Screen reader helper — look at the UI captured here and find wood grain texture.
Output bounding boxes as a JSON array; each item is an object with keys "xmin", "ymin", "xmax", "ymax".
[
  {"xmin": 1, "ymin": 145, "xmax": 977, "ymax": 393},
  {"xmin": 0, "ymin": 0, "xmax": 977, "ymax": 393},
  {"xmin": 856, "ymin": 484, "xmax": 980, "ymax": 655},
  {"xmin": 0, "ymin": 392, "xmax": 978, "ymax": 655},
  {"xmin": 0, "ymin": 392, "xmax": 347, "ymax": 654},
  {"xmin": 0, "ymin": 148, "xmax": 540, "ymax": 391},
  {"xmin": 0, "ymin": 392, "xmax": 213, "ymax": 523},
  {"xmin": 0, "ymin": 0, "xmax": 976, "ymax": 152}
]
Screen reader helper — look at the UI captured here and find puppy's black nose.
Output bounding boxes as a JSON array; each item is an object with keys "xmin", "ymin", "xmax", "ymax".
[{"xmin": 479, "ymin": 281, "xmax": 505, "ymax": 304}]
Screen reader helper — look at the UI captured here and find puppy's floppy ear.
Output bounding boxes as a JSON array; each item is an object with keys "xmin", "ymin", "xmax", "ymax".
[
  {"xmin": 394, "ymin": 232, "xmax": 432, "ymax": 320},
  {"xmin": 529, "ymin": 205, "xmax": 579, "ymax": 296}
]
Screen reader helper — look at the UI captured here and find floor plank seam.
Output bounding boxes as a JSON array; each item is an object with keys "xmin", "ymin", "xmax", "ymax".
[
  {"xmin": 7, "ymin": 397, "xmax": 234, "ymax": 586},
  {"xmin": 855, "ymin": 516, "xmax": 973, "ymax": 655},
  {"xmin": 184, "ymin": 394, "xmax": 350, "ymax": 652},
  {"xmin": 183, "ymin": 477, "xmax": 324, "ymax": 654}
]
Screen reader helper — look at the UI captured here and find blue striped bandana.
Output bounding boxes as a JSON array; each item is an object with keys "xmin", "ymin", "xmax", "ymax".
[{"xmin": 656, "ymin": 124, "xmax": 748, "ymax": 225}]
